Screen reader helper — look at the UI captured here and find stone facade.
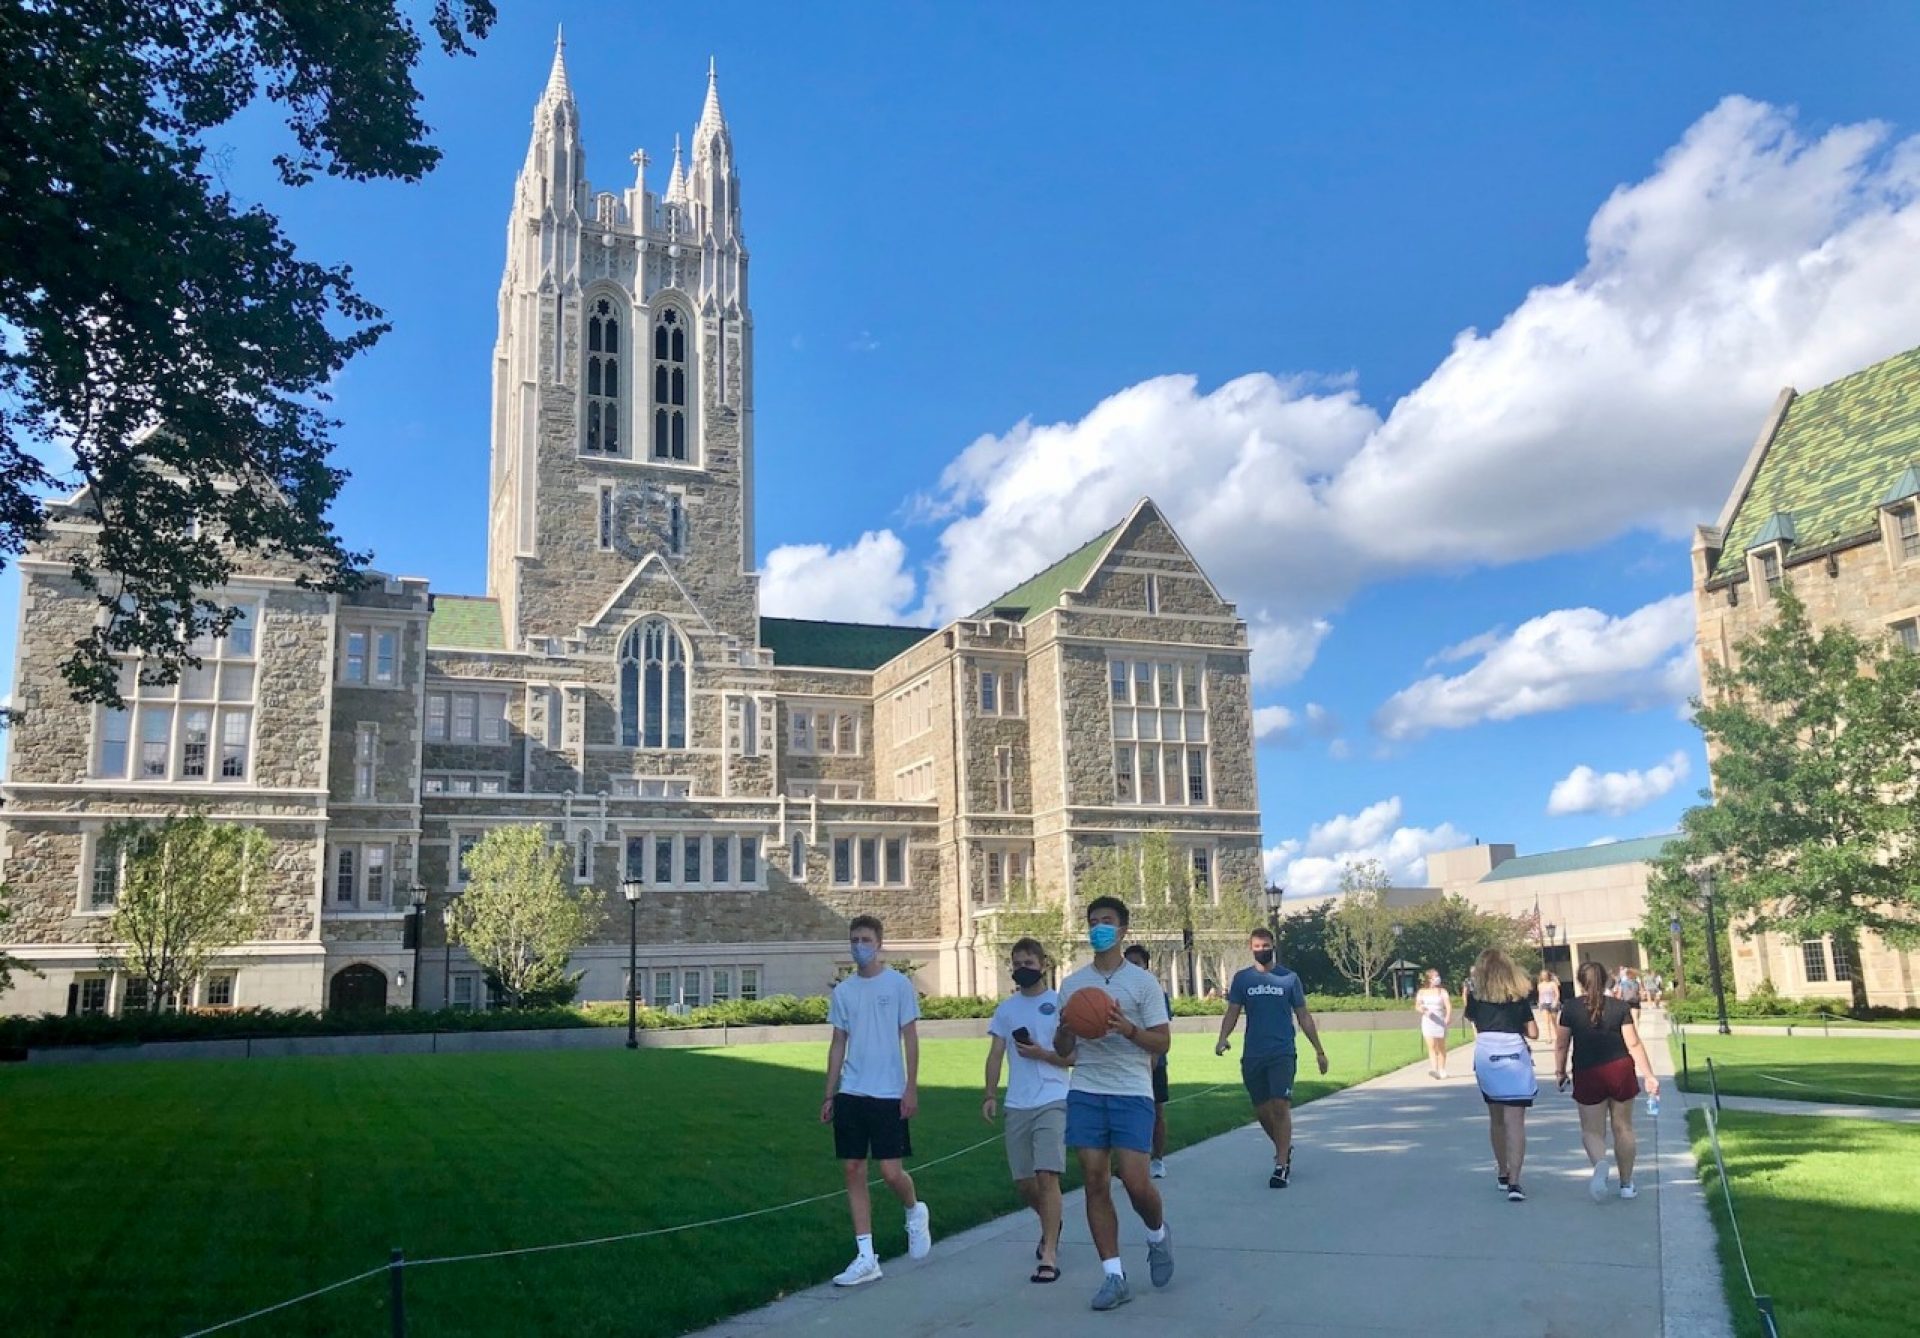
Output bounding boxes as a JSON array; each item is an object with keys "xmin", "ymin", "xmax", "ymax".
[{"xmin": 0, "ymin": 49, "xmax": 1265, "ymax": 1016}]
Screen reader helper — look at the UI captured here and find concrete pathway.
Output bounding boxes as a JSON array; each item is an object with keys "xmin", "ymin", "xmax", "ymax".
[
  {"xmin": 695, "ymin": 1016, "xmax": 1732, "ymax": 1338},
  {"xmin": 1692, "ymin": 1092, "xmax": 1920, "ymax": 1124}
]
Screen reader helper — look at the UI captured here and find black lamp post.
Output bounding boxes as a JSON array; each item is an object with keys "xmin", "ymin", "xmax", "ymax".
[
  {"xmin": 1264, "ymin": 884, "xmax": 1285, "ymax": 939},
  {"xmin": 443, "ymin": 904, "xmax": 456, "ymax": 1009},
  {"xmin": 1699, "ymin": 868, "xmax": 1731, "ymax": 1034},
  {"xmin": 623, "ymin": 877, "xmax": 644, "ymax": 1049},
  {"xmin": 409, "ymin": 888, "xmax": 427, "ymax": 1010},
  {"xmin": 1669, "ymin": 915, "xmax": 1686, "ymax": 1000}
]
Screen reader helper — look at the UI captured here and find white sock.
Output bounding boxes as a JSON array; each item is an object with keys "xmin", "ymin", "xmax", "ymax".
[
  {"xmin": 856, "ymin": 1233, "xmax": 875, "ymax": 1260},
  {"xmin": 1145, "ymin": 1224, "xmax": 1167, "ymax": 1244},
  {"xmin": 1101, "ymin": 1257, "xmax": 1124, "ymax": 1278}
]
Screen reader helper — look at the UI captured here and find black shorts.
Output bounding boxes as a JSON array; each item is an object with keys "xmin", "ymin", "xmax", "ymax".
[
  {"xmin": 833, "ymin": 1094, "xmax": 912, "ymax": 1161},
  {"xmin": 1242, "ymin": 1053, "xmax": 1297, "ymax": 1106},
  {"xmin": 1151, "ymin": 1062, "xmax": 1169, "ymax": 1105}
]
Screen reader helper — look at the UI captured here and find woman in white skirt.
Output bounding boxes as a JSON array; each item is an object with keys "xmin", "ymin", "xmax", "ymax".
[
  {"xmin": 1414, "ymin": 970, "xmax": 1452, "ymax": 1078},
  {"xmin": 1466, "ymin": 948, "xmax": 1540, "ymax": 1202}
]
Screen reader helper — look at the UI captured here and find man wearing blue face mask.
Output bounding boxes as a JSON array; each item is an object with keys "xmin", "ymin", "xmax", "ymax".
[
  {"xmin": 1054, "ymin": 896, "xmax": 1173, "ymax": 1311},
  {"xmin": 821, "ymin": 914, "xmax": 930, "ymax": 1287}
]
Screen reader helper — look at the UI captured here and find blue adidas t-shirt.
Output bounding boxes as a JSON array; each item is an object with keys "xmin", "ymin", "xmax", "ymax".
[{"xmin": 1229, "ymin": 965, "xmax": 1307, "ymax": 1061}]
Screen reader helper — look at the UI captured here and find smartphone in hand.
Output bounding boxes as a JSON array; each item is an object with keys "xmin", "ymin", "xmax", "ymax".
[{"xmin": 1012, "ymin": 1027, "xmax": 1033, "ymax": 1045}]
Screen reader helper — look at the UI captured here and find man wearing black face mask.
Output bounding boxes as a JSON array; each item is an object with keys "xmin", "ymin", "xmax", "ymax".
[
  {"xmin": 1215, "ymin": 926, "xmax": 1328, "ymax": 1188},
  {"xmin": 984, "ymin": 938, "xmax": 1073, "ymax": 1282}
]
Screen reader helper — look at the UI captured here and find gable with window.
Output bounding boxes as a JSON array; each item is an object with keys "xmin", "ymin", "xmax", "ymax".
[
  {"xmin": 619, "ymin": 617, "xmax": 689, "ymax": 749},
  {"xmin": 1109, "ymin": 658, "xmax": 1209, "ymax": 806},
  {"xmin": 94, "ymin": 602, "xmax": 258, "ymax": 784}
]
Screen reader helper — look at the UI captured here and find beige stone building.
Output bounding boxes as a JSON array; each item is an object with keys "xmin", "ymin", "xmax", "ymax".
[
  {"xmin": 1689, "ymin": 346, "xmax": 1920, "ymax": 1009},
  {"xmin": 0, "ymin": 52, "xmax": 1263, "ymax": 1017}
]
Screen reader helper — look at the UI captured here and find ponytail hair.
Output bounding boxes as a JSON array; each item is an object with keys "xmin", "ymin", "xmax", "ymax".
[{"xmin": 1578, "ymin": 960, "xmax": 1609, "ymax": 1026}]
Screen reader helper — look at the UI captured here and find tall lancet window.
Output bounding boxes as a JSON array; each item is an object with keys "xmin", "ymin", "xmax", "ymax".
[
  {"xmin": 652, "ymin": 306, "xmax": 689, "ymax": 462},
  {"xmin": 620, "ymin": 618, "xmax": 688, "ymax": 749},
  {"xmin": 585, "ymin": 297, "xmax": 621, "ymax": 455}
]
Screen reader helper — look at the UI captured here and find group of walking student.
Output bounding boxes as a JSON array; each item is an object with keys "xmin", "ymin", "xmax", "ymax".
[
  {"xmin": 819, "ymin": 913, "xmax": 1657, "ymax": 1314},
  {"xmin": 822, "ymin": 900, "xmax": 1325, "ymax": 1312}
]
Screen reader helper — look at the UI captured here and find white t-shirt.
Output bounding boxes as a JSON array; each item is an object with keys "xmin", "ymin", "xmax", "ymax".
[
  {"xmin": 827, "ymin": 967, "xmax": 921, "ymax": 1099},
  {"xmin": 1059, "ymin": 959, "xmax": 1170, "ymax": 1098},
  {"xmin": 988, "ymin": 989, "xmax": 1071, "ymax": 1110}
]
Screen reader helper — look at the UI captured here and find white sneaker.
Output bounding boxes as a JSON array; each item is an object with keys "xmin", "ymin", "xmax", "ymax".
[
  {"xmin": 833, "ymin": 1254, "xmax": 883, "ymax": 1287},
  {"xmin": 1150, "ymin": 1158, "xmax": 1167, "ymax": 1179},
  {"xmin": 905, "ymin": 1201, "xmax": 933, "ymax": 1260},
  {"xmin": 1620, "ymin": 1183, "xmax": 1638, "ymax": 1200},
  {"xmin": 1588, "ymin": 1161, "xmax": 1610, "ymax": 1203}
]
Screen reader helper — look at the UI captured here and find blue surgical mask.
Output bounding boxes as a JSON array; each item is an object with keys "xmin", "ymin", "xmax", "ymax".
[
  {"xmin": 851, "ymin": 942, "xmax": 878, "ymax": 967},
  {"xmin": 1089, "ymin": 924, "xmax": 1120, "ymax": 953}
]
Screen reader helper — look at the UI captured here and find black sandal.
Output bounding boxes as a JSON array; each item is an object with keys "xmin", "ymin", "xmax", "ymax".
[{"xmin": 1030, "ymin": 1263, "xmax": 1061, "ymax": 1284}]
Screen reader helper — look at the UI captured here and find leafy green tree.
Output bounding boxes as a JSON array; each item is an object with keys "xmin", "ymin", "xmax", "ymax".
[
  {"xmin": 1272, "ymin": 900, "xmax": 1347, "ymax": 994},
  {"xmin": 1652, "ymin": 583, "xmax": 1920, "ymax": 1011},
  {"xmin": 0, "ymin": 1, "xmax": 495, "ymax": 707},
  {"xmin": 0, "ymin": 887, "xmax": 44, "ymax": 997},
  {"xmin": 1634, "ymin": 868, "xmax": 1736, "ymax": 1002},
  {"xmin": 446, "ymin": 827, "xmax": 603, "ymax": 1009},
  {"xmin": 100, "ymin": 816, "xmax": 267, "ymax": 1008},
  {"xmin": 1398, "ymin": 894, "xmax": 1529, "ymax": 991},
  {"xmin": 1081, "ymin": 831, "xmax": 1260, "ymax": 994},
  {"xmin": 982, "ymin": 874, "xmax": 1077, "ymax": 985},
  {"xmin": 1323, "ymin": 860, "xmax": 1398, "ymax": 996}
]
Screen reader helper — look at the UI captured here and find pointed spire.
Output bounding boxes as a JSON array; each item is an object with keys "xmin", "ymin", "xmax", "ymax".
[
  {"xmin": 665, "ymin": 134, "xmax": 687, "ymax": 201},
  {"xmin": 542, "ymin": 24, "xmax": 573, "ymax": 104},
  {"xmin": 694, "ymin": 57, "xmax": 730, "ymax": 160}
]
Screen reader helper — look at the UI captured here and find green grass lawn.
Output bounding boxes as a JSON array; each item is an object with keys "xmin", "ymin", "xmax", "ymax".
[
  {"xmin": 1692, "ymin": 1110, "xmax": 1920, "ymax": 1338},
  {"xmin": 1671, "ymin": 1032, "xmax": 1920, "ymax": 1107},
  {"xmin": 0, "ymin": 1029, "xmax": 1426, "ymax": 1337}
]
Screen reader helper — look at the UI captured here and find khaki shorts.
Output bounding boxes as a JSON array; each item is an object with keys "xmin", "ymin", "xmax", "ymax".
[{"xmin": 1004, "ymin": 1101, "xmax": 1068, "ymax": 1181}]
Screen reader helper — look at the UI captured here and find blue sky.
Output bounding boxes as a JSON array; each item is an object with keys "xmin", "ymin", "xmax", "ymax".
[{"xmin": 11, "ymin": 3, "xmax": 1920, "ymax": 894}]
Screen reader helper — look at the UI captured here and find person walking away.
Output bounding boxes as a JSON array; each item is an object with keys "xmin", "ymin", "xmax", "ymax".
[
  {"xmin": 1122, "ymin": 943, "xmax": 1172, "ymax": 1178},
  {"xmin": 1215, "ymin": 926, "xmax": 1329, "ymax": 1187},
  {"xmin": 1466, "ymin": 948, "xmax": 1539, "ymax": 1202},
  {"xmin": 1535, "ymin": 968, "xmax": 1562, "ymax": 1051},
  {"xmin": 1054, "ymin": 896, "xmax": 1175, "ymax": 1311},
  {"xmin": 821, "ymin": 915, "xmax": 932, "ymax": 1286},
  {"xmin": 1555, "ymin": 960, "xmax": 1662, "ymax": 1201},
  {"xmin": 984, "ymin": 937, "xmax": 1073, "ymax": 1283},
  {"xmin": 1414, "ymin": 970, "xmax": 1452, "ymax": 1078}
]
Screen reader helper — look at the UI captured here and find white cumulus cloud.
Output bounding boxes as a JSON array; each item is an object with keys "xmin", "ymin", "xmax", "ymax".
[
  {"xmin": 1254, "ymin": 701, "xmax": 1337, "ymax": 747},
  {"xmin": 1374, "ymin": 595, "xmax": 1699, "ymax": 741},
  {"xmin": 759, "ymin": 531, "xmax": 918, "ymax": 624},
  {"xmin": 1548, "ymin": 750, "xmax": 1693, "ymax": 817},
  {"xmin": 1264, "ymin": 797, "xmax": 1472, "ymax": 896}
]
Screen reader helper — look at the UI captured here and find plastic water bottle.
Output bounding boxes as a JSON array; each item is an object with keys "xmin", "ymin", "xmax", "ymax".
[{"xmin": 1646, "ymin": 1092, "xmax": 1661, "ymax": 1116}]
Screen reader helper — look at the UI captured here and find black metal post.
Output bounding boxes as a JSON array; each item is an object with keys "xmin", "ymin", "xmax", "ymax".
[
  {"xmin": 1181, "ymin": 925, "xmax": 1197, "ymax": 999},
  {"xmin": 1670, "ymin": 916, "xmax": 1686, "ymax": 1000},
  {"xmin": 443, "ymin": 907, "xmax": 454, "ymax": 1008},
  {"xmin": 410, "ymin": 903, "xmax": 424, "ymax": 1011},
  {"xmin": 1703, "ymin": 874, "xmax": 1731, "ymax": 1035},
  {"xmin": 627, "ymin": 896, "xmax": 640, "ymax": 1049},
  {"xmin": 388, "ymin": 1248, "xmax": 406, "ymax": 1337}
]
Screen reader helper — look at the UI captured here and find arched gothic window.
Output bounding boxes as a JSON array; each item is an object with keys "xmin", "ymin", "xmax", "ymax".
[
  {"xmin": 652, "ymin": 306, "xmax": 689, "ymax": 462},
  {"xmin": 619, "ymin": 618, "xmax": 688, "ymax": 749},
  {"xmin": 585, "ymin": 297, "xmax": 621, "ymax": 455}
]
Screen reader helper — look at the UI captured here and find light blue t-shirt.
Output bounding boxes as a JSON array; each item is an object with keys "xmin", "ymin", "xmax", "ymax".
[
  {"xmin": 1229, "ymin": 965, "xmax": 1306, "ymax": 1061},
  {"xmin": 828, "ymin": 967, "xmax": 921, "ymax": 1099}
]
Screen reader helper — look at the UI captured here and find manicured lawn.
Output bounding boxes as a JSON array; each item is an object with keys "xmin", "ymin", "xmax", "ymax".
[
  {"xmin": 1670, "ymin": 1032, "xmax": 1920, "ymax": 1108},
  {"xmin": 1691, "ymin": 1110, "xmax": 1920, "ymax": 1338},
  {"xmin": 0, "ymin": 1030, "xmax": 1425, "ymax": 1337}
]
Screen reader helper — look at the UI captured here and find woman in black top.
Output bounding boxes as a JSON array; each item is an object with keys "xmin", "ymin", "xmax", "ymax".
[
  {"xmin": 1466, "ymin": 949, "xmax": 1539, "ymax": 1202},
  {"xmin": 1554, "ymin": 960, "xmax": 1660, "ymax": 1201}
]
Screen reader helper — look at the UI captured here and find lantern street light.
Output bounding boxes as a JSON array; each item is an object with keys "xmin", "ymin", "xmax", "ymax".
[
  {"xmin": 1264, "ymin": 884, "xmax": 1285, "ymax": 939},
  {"xmin": 623, "ymin": 877, "xmax": 645, "ymax": 1049},
  {"xmin": 409, "ymin": 887, "xmax": 427, "ymax": 1010}
]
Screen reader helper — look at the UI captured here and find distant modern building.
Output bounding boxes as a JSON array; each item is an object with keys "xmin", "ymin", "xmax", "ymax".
[
  {"xmin": 0, "ymin": 49, "xmax": 1263, "ymax": 1018},
  {"xmin": 1691, "ymin": 347, "xmax": 1920, "ymax": 1009},
  {"xmin": 1429, "ymin": 838, "xmax": 1665, "ymax": 982}
]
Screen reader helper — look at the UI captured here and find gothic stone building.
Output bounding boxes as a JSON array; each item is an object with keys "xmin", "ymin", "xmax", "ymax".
[
  {"xmin": 0, "ymin": 50, "xmax": 1263, "ymax": 1017},
  {"xmin": 1691, "ymin": 345, "xmax": 1920, "ymax": 1008}
]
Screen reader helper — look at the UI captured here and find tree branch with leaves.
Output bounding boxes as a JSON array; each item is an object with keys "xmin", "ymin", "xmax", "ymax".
[
  {"xmin": 1323, "ymin": 860, "xmax": 1399, "ymax": 997},
  {"xmin": 446, "ymin": 826, "xmax": 604, "ymax": 1009},
  {"xmin": 100, "ymin": 816, "xmax": 268, "ymax": 1008}
]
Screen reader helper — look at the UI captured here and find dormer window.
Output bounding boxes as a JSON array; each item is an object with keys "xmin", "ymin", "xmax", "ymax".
[
  {"xmin": 1893, "ymin": 503, "xmax": 1920, "ymax": 562},
  {"xmin": 1757, "ymin": 548, "xmax": 1782, "ymax": 593}
]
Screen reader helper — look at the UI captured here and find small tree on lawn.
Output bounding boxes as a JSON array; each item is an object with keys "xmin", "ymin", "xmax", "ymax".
[
  {"xmin": 1085, "ymin": 831, "xmax": 1262, "ymax": 994},
  {"xmin": 101, "ymin": 816, "xmax": 267, "ymax": 1009},
  {"xmin": 446, "ymin": 826, "xmax": 603, "ymax": 1008},
  {"xmin": 1652, "ymin": 582, "xmax": 1920, "ymax": 1011},
  {"xmin": 983, "ymin": 874, "xmax": 1077, "ymax": 985},
  {"xmin": 1324, "ymin": 860, "xmax": 1399, "ymax": 997}
]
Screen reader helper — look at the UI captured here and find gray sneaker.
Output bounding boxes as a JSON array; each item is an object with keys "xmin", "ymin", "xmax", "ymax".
[
  {"xmin": 1090, "ymin": 1272, "xmax": 1133, "ymax": 1311},
  {"xmin": 1147, "ymin": 1226, "xmax": 1174, "ymax": 1288}
]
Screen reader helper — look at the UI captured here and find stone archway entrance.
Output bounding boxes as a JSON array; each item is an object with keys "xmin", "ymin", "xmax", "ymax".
[{"xmin": 328, "ymin": 963, "xmax": 388, "ymax": 1013}]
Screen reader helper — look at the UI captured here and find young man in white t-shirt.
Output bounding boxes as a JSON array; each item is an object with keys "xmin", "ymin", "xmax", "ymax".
[
  {"xmin": 983, "ymin": 936, "xmax": 1073, "ymax": 1283},
  {"xmin": 821, "ymin": 914, "xmax": 932, "ymax": 1287},
  {"xmin": 1053, "ymin": 896, "xmax": 1174, "ymax": 1311}
]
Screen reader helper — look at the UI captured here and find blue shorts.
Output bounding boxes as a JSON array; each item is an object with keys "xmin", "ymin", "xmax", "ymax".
[
  {"xmin": 1242, "ymin": 1053, "xmax": 1297, "ymax": 1105},
  {"xmin": 1065, "ymin": 1091, "xmax": 1156, "ymax": 1153}
]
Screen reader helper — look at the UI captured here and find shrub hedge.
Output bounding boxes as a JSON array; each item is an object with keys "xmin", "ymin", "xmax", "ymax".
[{"xmin": 1665, "ymin": 994, "xmax": 1920, "ymax": 1024}]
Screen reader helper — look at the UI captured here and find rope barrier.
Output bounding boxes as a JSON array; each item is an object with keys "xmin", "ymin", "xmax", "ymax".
[
  {"xmin": 178, "ymin": 1264, "xmax": 391, "ymax": 1338},
  {"xmin": 1753, "ymin": 1071, "xmax": 1913, "ymax": 1105},
  {"xmin": 1703, "ymin": 1105, "xmax": 1782, "ymax": 1337}
]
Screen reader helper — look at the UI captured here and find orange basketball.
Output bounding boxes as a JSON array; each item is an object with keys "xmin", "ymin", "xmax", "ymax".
[{"xmin": 1062, "ymin": 986, "xmax": 1115, "ymax": 1040}]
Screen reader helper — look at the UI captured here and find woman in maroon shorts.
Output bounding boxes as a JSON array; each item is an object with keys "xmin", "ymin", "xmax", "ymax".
[{"xmin": 1553, "ymin": 961, "xmax": 1660, "ymax": 1202}]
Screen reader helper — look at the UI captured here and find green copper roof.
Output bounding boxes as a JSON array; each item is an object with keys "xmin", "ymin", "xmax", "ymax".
[
  {"xmin": 1880, "ymin": 465, "xmax": 1920, "ymax": 507},
  {"xmin": 760, "ymin": 617, "xmax": 935, "ymax": 671},
  {"xmin": 1714, "ymin": 345, "xmax": 1920, "ymax": 578},
  {"xmin": 972, "ymin": 522, "xmax": 1121, "ymax": 623},
  {"xmin": 428, "ymin": 596, "xmax": 506, "ymax": 650},
  {"xmin": 1481, "ymin": 834, "xmax": 1680, "ymax": 883}
]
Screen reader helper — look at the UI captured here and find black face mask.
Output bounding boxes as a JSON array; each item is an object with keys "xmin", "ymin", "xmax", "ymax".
[
  {"xmin": 1011, "ymin": 966, "xmax": 1045, "ymax": 989},
  {"xmin": 1253, "ymin": 949, "xmax": 1276, "ymax": 967}
]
